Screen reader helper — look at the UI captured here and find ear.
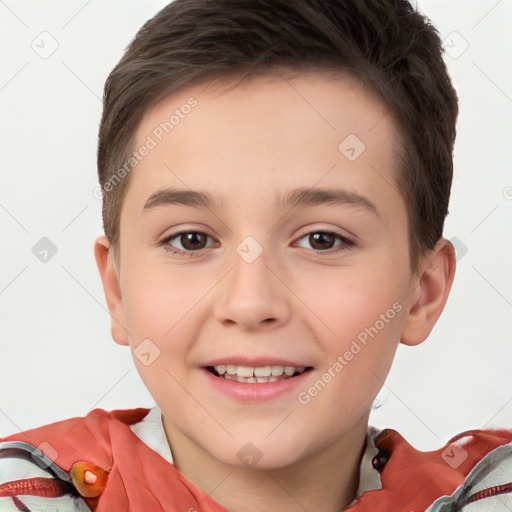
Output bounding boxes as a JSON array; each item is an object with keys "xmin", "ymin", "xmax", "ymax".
[
  {"xmin": 94, "ymin": 235, "xmax": 129, "ymax": 346},
  {"xmin": 400, "ymin": 238, "xmax": 456, "ymax": 346}
]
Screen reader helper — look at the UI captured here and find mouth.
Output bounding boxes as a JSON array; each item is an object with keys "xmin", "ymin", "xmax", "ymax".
[{"xmin": 206, "ymin": 364, "xmax": 313, "ymax": 383}]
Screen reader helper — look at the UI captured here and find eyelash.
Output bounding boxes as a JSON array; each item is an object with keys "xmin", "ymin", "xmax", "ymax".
[{"xmin": 157, "ymin": 229, "xmax": 355, "ymax": 257}]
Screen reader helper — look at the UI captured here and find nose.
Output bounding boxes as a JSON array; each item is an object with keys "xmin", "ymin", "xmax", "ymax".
[{"xmin": 213, "ymin": 243, "xmax": 292, "ymax": 331}]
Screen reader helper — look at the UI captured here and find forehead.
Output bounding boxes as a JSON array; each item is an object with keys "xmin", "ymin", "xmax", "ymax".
[{"xmin": 123, "ymin": 71, "xmax": 404, "ymax": 225}]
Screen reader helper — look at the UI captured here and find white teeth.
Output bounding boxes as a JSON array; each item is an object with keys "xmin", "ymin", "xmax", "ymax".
[
  {"xmin": 284, "ymin": 366, "xmax": 295, "ymax": 376},
  {"xmin": 212, "ymin": 364, "xmax": 307, "ymax": 381},
  {"xmin": 226, "ymin": 364, "xmax": 237, "ymax": 375},
  {"xmin": 256, "ymin": 376, "xmax": 279, "ymax": 383},
  {"xmin": 236, "ymin": 366, "xmax": 254, "ymax": 378},
  {"xmin": 271, "ymin": 365, "xmax": 284, "ymax": 376},
  {"xmin": 254, "ymin": 366, "xmax": 272, "ymax": 377}
]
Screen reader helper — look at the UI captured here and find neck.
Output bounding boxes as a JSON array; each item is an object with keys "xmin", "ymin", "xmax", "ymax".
[{"xmin": 163, "ymin": 414, "xmax": 369, "ymax": 512}]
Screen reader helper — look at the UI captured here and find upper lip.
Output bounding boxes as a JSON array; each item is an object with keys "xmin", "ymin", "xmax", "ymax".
[{"xmin": 202, "ymin": 357, "xmax": 312, "ymax": 368}]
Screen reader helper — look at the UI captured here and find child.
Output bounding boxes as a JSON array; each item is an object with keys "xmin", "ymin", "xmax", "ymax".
[{"xmin": 1, "ymin": 0, "xmax": 510, "ymax": 511}]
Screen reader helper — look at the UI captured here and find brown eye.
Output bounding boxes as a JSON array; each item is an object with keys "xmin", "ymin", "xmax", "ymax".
[
  {"xmin": 308, "ymin": 232, "xmax": 336, "ymax": 250},
  {"xmin": 159, "ymin": 231, "xmax": 217, "ymax": 255},
  {"xmin": 295, "ymin": 231, "xmax": 354, "ymax": 253},
  {"xmin": 178, "ymin": 232, "xmax": 208, "ymax": 250}
]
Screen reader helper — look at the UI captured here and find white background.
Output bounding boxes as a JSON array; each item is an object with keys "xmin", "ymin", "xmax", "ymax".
[{"xmin": 1, "ymin": 0, "xmax": 511, "ymax": 450}]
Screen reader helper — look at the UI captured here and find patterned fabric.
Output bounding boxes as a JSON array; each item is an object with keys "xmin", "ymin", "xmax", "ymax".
[{"xmin": 0, "ymin": 407, "xmax": 510, "ymax": 511}]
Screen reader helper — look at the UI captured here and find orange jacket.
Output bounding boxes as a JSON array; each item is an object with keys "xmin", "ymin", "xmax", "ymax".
[{"xmin": 1, "ymin": 407, "xmax": 511, "ymax": 511}]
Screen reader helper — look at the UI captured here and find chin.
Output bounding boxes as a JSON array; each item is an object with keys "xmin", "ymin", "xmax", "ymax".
[{"xmin": 204, "ymin": 433, "xmax": 310, "ymax": 471}]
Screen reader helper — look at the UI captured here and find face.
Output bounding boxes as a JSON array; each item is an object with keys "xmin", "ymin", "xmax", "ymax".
[{"xmin": 108, "ymin": 72, "xmax": 423, "ymax": 469}]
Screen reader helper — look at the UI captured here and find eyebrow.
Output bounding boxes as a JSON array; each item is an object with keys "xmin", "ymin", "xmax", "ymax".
[
  {"xmin": 276, "ymin": 187, "xmax": 379, "ymax": 217},
  {"xmin": 143, "ymin": 186, "xmax": 379, "ymax": 217},
  {"xmin": 143, "ymin": 188, "xmax": 222, "ymax": 211}
]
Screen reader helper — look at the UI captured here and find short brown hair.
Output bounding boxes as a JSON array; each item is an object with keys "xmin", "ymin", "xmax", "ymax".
[{"xmin": 97, "ymin": 0, "xmax": 458, "ymax": 276}]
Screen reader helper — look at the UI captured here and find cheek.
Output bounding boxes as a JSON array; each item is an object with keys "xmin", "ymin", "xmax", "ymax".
[
  {"xmin": 119, "ymin": 258, "xmax": 226, "ymax": 380},
  {"xmin": 121, "ymin": 257, "xmax": 196, "ymax": 337},
  {"xmin": 296, "ymin": 318, "xmax": 401, "ymax": 434},
  {"xmin": 120, "ymin": 268, "xmax": 196, "ymax": 412},
  {"xmin": 300, "ymin": 261, "xmax": 403, "ymax": 342},
  {"xmin": 295, "ymin": 263, "xmax": 405, "ymax": 403}
]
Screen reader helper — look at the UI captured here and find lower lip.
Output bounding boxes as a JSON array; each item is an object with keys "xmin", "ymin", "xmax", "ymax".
[{"xmin": 201, "ymin": 368, "xmax": 312, "ymax": 402}]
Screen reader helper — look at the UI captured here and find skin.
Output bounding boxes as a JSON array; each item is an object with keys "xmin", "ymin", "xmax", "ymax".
[{"xmin": 95, "ymin": 71, "xmax": 456, "ymax": 512}]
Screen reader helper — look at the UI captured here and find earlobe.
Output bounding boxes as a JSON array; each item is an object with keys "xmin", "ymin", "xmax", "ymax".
[
  {"xmin": 400, "ymin": 238, "xmax": 456, "ymax": 347},
  {"xmin": 94, "ymin": 235, "xmax": 129, "ymax": 346}
]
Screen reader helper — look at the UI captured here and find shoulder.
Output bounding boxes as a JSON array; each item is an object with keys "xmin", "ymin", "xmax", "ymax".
[
  {"xmin": 0, "ymin": 407, "xmax": 151, "ymax": 512},
  {"xmin": 424, "ymin": 428, "xmax": 512, "ymax": 511},
  {"xmin": 0, "ymin": 440, "xmax": 94, "ymax": 512},
  {"xmin": 353, "ymin": 426, "xmax": 512, "ymax": 511}
]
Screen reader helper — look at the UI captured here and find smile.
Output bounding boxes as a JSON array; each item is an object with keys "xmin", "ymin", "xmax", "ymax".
[{"xmin": 208, "ymin": 365, "xmax": 309, "ymax": 383}]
